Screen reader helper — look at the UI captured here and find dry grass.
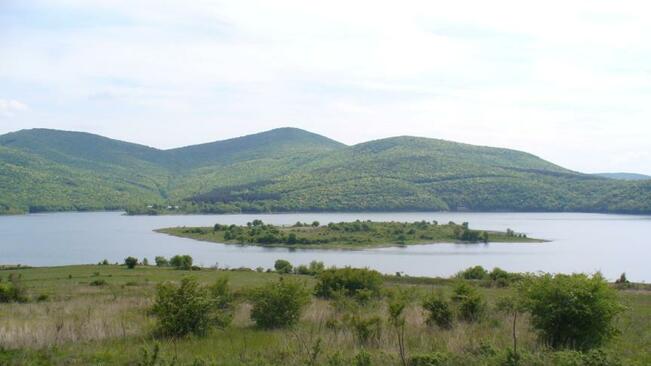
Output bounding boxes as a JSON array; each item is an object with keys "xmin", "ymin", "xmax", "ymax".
[
  {"xmin": 0, "ymin": 293, "xmax": 152, "ymax": 349},
  {"xmin": 0, "ymin": 265, "xmax": 649, "ymax": 366}
]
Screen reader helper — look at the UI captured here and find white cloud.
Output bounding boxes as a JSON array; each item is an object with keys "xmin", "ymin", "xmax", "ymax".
[
  {"xmin": 0, "ymin": 99, "xmax": 28, "ymax": 117},
  {"xmin": 0, "ymin": 0, "xmax": 650, "ymax": 174}
]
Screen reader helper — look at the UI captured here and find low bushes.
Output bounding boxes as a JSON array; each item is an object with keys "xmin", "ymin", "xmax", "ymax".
[
  {"xmin": 89, "ymin": 279, "xmax": 107, "ymax": 286},
  {"xmin": 274, "ymin": 259, "xmax": 293, "ymax": 274},
  {"xmin": 409, "ymin": 352, "xmax": 448, "ymax": 366},
  {"xmin": 455, "ymin": 266, "xmax": 522, "ymax": 287},
  {"xmin": 169, "ymin": 255, "xmax": 193, "ymax": 270},
  {"xmin": 518, "ymin": 273, "xmax": 623, "ymax": 350},
  {"xmin": 422, "ymin": 294, "xmax": 453, "ymax": 329},
  {"xmin": 124, "ymin": 256, "xmax": 138, "ymax": 269},
  {"xmin": 248, "ymin": 278, "xmax": 310, "ymax": 329},
  {"xmin": 155, "ymin": 256, "xmax": 169, "ymax": 267},
  {"xmin": 314, "ymin": 267, "xmax": 383, "ymax": 298},
  {"xmin": 151, "ymin": 276, "xmax": 233, "ymax": 337},
  {"xmin": 0, "ymin": 277, "xmax": 27, "ymax": 303},
  {"xmin": 451, "ymin": 282, "xmax": 486, "ymax": 322}
]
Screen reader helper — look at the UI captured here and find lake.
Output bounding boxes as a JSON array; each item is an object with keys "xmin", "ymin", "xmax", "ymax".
[{"xmin": 1, "ymin": 211, "xmax": 650, "ymax": 281}]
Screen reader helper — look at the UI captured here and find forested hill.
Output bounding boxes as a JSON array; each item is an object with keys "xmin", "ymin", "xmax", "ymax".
[
  {"xmin": 1, "ymin": 127, "xmax": 649, "ymax": 215},
  {"xmin": 593, "ymin": 172, "xmax": 651, "ymax": 181}
]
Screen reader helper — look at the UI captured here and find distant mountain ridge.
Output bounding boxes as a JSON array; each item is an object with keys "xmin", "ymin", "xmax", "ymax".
[
  {"xmin": 1, "ymin": 127, "xmax": 649, "ymax": 215},
  {"xmin": 593, "ymin": 172, "xmax": 651, "ymax": 181}
]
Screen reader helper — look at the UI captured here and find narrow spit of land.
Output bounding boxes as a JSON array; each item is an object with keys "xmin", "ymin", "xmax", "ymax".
[{"xmin": 156, "ymin": 220, "xmax": 543, "ymax": 249}]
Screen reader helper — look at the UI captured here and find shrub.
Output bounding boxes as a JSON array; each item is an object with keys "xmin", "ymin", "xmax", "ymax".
[
  {"xmin": 353, "ymin": 349, "xmax": 372, "ymax": 366},
  {"xmin": 124, "ymin": 256, "xmax": 138, "ymax": 269},
  {"xmin": 309, "ymin": 260, "xmax": 325, "ymax": 274},
  {"xmin": 274, "ymin": 259, "xmax": 293, "ymax": 274},
  {"xmin": 552, "ymin": 349, "xmax": 621, "ymax": 366},
  {"xmin": 0, "ymin": 279, "xmax": 27, "ymax": 303},
  {"xmin": 422, "ymin": 293, "xmax": 453, "ymax": 329},
  {"xmin": 155, "ymin": 256, "xmax": 169, "ymax": 267},
  {"xmin": 457, "ymin": 265, "xmax": 488, "ymax": 280},
  {"xmin": 518, "ymin": 273, "xmax": 623, "ymax": 350},
  {"xmin": 151, "ymin": 276, "xmax": 232, "ymax": 337},
  {"xmin": 170, "ymin": 255, "xmax": 193, "ymax": 270},
  {"xmin": 314, "ymin": 267, "xmax": 383, "ymax": 298},
  {"xmin": 249, "ymin": 279, "xmax": 310, "ymax": 328},
  {"xmin": 409, "ymin": 352, "xmax": 448, "ymax": 366},
  {"xmin": 207, "ymin": 277, "xmax": 235, "ymax": 327},
  {"xmin": 451, "ymin": 282, "xmax": 485, "ymax": 322},
  {"xmin": 350, "ymin": 315, "xmax": 383, "ymax": 345}
]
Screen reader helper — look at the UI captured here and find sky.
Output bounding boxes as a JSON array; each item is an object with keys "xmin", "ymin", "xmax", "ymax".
[{"xmin": 1, "ymin": 1, "xmax": 650, "ymax": 175}]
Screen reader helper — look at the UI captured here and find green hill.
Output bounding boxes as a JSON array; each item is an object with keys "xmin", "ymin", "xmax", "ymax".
[
  {"xmin": 593, "ymin": 172, "xmax": 651, "ymax": 181},
  {"xmin": 1, "ymin": 127, "xmax": 649, "ymax": 215}
]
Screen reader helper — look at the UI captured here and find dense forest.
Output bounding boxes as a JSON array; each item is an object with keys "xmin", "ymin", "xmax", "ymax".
[{"xmin": 1, "ymin": 127, "xmax": 650, "ymax": 215}]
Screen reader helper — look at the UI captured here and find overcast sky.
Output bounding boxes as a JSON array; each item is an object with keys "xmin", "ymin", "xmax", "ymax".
[{"xmin": 1, "ymin": 1, "xmax": 650, "ymax": 174}]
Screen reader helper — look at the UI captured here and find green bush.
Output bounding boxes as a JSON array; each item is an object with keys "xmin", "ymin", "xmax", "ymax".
[
  {"xmin": 353, "ymin": 349, "xmax": 372, "ymax": 366},
  {"xmin": 294, "ymin": 260, "xmax": 326, "ymax": 276},
  {"xmin": 409, "ymin": 352, "xmax": 448, "ymax": 366},
  {"xmin": 451, "ymin": 282, "xmax": 485, "ymax": 322},
  {"xmin": 314, "ymin": 267, "xmax": 383, "ymax": 298},
  {"xmin": 349, "ymin": 315, "xmax": 382, "ymax": 345},
  {"xmin": 274, "ymin": 259, "xmax": 293, "ymax": 274},
  {"xmin": 207, "ymin": 277, "xmax": 235, "ymax": 327},
  {"xmin": 295, "ymin": 264, "xmax": 310, "ymax": 275},
  {"xmin": 151, "ymin": 276, "xmax": 233, "ymax": 337},
  {"xmin": 0, "ymin": 279, "xmax": 27, "ymax": 303},
  {"xmin": 124, "ymin": 256, "xmax": 138, "ymax": 269},
  {"xmin": 249, "ymin": 279, "xmax": 310, "ymax": 328},
  {"xmin": 169, "ymin": 255, "xmax": 193, "ymax": 270},
  {"xmin": 552, "ymin": 349, "xmax": 621, "ymax": 366},
  {"xmin": 457, "ymin": 265, "xmax": 488, "ymax": 280},
  {"xmin": 422, "ymin": 293, "xmax": 453, "ymax": 329},
  {"xmin": 518, "ymin": 273, "xmax": 623, "ymax": 350},
  {"xmin": 89, "ymin": 279, "xmax": 107, "ymax": 286},
  {"xmin": 155, "ymin": 256, "xmax": 169, "ymax": 267}
]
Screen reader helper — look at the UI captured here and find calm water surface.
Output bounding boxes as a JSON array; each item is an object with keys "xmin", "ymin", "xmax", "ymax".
[{"xmin": 1, "ymin": 212, "xmax": 650, "ymax": 281}]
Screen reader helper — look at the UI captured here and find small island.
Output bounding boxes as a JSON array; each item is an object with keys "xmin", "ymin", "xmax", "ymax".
[{"xmin": 156, "ymin": 220, "xmax": 543, "ymax": 249}]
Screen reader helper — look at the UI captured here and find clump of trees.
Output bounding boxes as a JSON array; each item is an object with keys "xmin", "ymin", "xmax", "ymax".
[
  {"xmin": 248, "ymin": 278, "xmax": 310, "ymax": 328},
  {"xmin": 151, "ymin": 276, "xmax": 234, "ymax": 337},
  {"xmin": 422, "ymin": 293, "xmax": 453, "ymax": 329},
  {"xmin": 314, "ymin": 267, "xmax": 383, "ymax": 298},
  {"xmin": 517, "ymin": 273, "xmax": 623, "ymax": 350},
  {"xmin": 455, "ymin": 265, "xmax": 523, "ymax": 287},
  {"xmin": 0, "ymin": 274, "xmax": 27, "ymax": 303},
  {"xmin": 124, "ymin": 256, "xmax": 138, "ymax": 269},
  {"xmin": 295, "ymin": 260, "xmax": 325, "ymax": 275},
  {"xmin": 155, "ymin": 256, "xmax": 169, "ymax": 267},
  {"xmin": 274, "ymin": 259, "xmax": 293, "ymax": 274},
  {"xmin": 169, "ymin": 255, "xmax": 193, "ymax": 270},
  {"xmin": 452, "ymin": 282, "xmax": 486, "ymax": 322}
]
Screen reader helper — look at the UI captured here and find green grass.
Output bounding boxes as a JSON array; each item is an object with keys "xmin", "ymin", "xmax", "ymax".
[
  {"xmin": 156, "ymin": 221, "xmax": 541, "ymax": 249},
  {"xmin": 0, "ymin": 265, "xmax": 649, "ymax": 365}
]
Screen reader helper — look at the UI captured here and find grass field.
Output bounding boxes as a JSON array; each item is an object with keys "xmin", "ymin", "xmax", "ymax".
[{"xmin": 0, "ymin": 265, "xmax": 649, "ymax": 365}]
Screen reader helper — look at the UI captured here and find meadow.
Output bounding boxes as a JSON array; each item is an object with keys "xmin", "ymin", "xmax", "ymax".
[{"xmin": 0, "ymin": 263, "xmax": 649, "ymax": 366}]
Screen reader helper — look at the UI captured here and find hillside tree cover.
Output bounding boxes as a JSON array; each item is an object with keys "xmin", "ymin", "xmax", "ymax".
[{"xmin": 1, "ymin": 127, "xmax": 650, "ymax": 215}]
